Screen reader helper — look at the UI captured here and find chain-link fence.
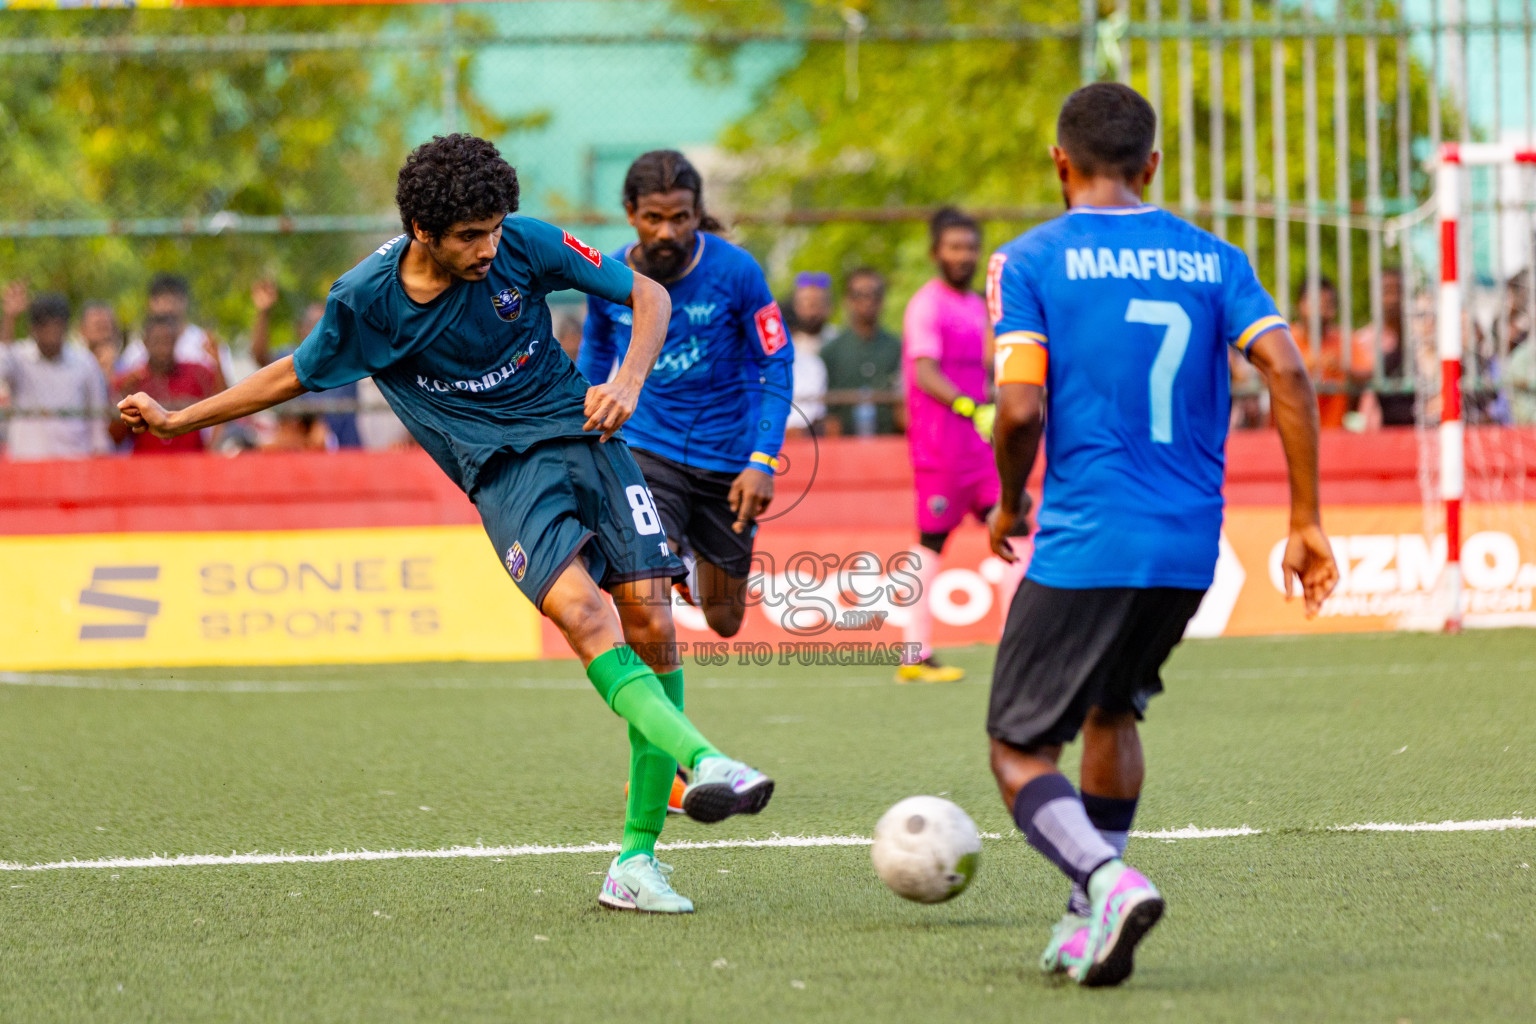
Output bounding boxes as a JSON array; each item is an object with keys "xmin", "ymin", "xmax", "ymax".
[{"xmin": 1, "ymin": 0, "xmax": 1533, "ymax": 450}]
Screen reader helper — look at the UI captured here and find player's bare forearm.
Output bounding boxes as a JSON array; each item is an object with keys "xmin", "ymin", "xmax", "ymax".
[
  {"xmin": 118, "ymin": 355, "xmax": 305, "ymax": 438},
  {"xmin": 1249, "ymin": 329, "xmax": 1322, "ymax": 527},
  {"xmin": 913, "ymin": 357, "xmax": 962, "ymax": 407},
  {"xmin": 994, "ymin": 382, "xmax": 1043, "ymax": 515},
  {"xmin": 1250, "ymin": 328, "xmax": 1338, "ymax": 615},
  {"xmin": 614, "ymin": 273, "xmax": 671, "ymax": 387},
  {"xmin": 986, "ymin": 382, "xmax": 1042, "ymax": 561},
  {"xmin": 584, "ymin": 274, "xmax": 671, "ymax": 441}
]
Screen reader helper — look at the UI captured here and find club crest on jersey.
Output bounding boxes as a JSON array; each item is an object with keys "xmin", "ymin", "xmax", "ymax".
[
  {"xmin": 927, "ymin": 494, "xmax": 950, "ymax": 515},
  {"xmin": 491, "ymin": 287, "xmax": 523, "ymax": 323},
  {"xmin": 562, "ymin": 231, "xmax": 603, "ymax": 268},
  {"xmin": 505, "ymin": 542, "xmax": 528, "ymax": 582}
]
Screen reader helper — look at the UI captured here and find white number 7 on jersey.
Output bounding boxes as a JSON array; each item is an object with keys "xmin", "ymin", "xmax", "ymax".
[{"xmin": 1125, "ymin": 299, "xmax": 1192, "ymax": 445}]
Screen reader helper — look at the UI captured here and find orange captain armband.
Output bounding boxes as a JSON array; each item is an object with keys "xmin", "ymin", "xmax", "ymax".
[{"xmin": 994, "ymin": 331, "xmax": 1049, "ymax": 386}]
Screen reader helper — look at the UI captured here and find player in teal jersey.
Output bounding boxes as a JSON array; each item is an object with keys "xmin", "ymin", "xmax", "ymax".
[
  {"xmin": 983, "ymin": 86, "xmax": 1339, "ymax": 985},
  {"xmin": 118, "ymin": 135, "xmax": 774, "ymax": 914}
]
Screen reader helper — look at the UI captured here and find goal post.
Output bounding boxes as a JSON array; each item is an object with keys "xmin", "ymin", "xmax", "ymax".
[{"xmin": 1435, "ymin": 142, "xmax": 1536, "ymax": 632}]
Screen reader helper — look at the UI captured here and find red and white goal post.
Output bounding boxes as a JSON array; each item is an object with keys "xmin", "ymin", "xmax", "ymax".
[{"xmin": 1436, "ymin": 141, "xmax": 1536, "ymax": 631}]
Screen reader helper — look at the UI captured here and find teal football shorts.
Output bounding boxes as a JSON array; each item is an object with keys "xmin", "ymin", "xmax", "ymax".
[{"xmin": 472, "ymin": 436, "xmax": 687, "ymax": 610}]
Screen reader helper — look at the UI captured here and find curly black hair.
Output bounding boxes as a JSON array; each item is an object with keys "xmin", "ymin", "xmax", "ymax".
[{"xmin": 395, "ymin": 134, "xmax": 520, "ymax": 240}]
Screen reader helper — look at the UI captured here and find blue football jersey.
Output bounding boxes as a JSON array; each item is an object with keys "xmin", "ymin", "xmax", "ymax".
[
  {"xmin": 987, "ymin": 205, "xmax": 1286, "ymax": 589},
  {"xmin": 579, "ymin": 233, "xmax": 793, "ymax": 475}
]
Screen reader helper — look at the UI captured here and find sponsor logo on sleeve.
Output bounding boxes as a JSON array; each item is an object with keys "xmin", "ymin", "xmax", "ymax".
[
  {"xmin": 562, "ymin": 231, "xmax": 603, "ymax": 268},
  {"xmin": 491, "ymin": 287, "xmax": 524, "ymax": 323},
  {"xmin": 754, "ymin": 301, "xmax": 788, "ymax": 355}
]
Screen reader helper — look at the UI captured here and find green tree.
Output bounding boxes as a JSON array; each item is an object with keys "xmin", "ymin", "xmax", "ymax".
[
  {"xmin": 0, "ymin": 7, "xmax": 509, "ymax": 350},
  {"xmin": 681, "ymin": 0, "xmax": 1448, "ymax": 327}
]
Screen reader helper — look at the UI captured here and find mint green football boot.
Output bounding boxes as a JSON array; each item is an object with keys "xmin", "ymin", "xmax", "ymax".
[
  {"xmin": 681, "ymin": 756, "xmax": 774, "ymax": 824},
  {"xmin": 1070, "ymin": 859, "xmax": 1165, "ymax": 987},
  {"xmin": 597, "ymin": 855, "xmax": 694, "ymax": 914},
  {"xmin": 1039, "ymin": 913, "xmax": 1091, "ymax": 974}
]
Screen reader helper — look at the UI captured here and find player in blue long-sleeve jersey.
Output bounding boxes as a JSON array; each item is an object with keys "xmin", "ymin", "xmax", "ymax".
[{"xmin": 581, "ymin": 150, "xmax": 793, "ymax": 641}]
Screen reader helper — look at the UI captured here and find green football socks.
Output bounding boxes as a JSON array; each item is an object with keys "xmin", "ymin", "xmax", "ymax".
[
  {"xmin": 617, "ymin": 667, "xmax": 687, "ymax": 863},
  {"xmin": 588, "ymin": 650, "xmax": 721, "ymax": 863}
]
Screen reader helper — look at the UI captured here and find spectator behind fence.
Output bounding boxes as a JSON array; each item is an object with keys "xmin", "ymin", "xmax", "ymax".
[
  {"xmin": 250, "ymin": 279, "xmax": 361, "ymax": 448},
  {"xmin": 822, "ymin": 267, "xmax": 904, "ymax": 436},
  {"xmin": 355, "ymin": 374, "xmax": 414, "ymax": 450},
  {"xmin": 1352, "ymin": 267, "xmax": 1416, "ymax": 428},
  {"xmin": 784, "ymin": 271, "xmax": 832, "ymax": 435},
  {"xmin": 112, "ymin": 313, "xmax": 220, "ymax": 455},
  {"xmin": 1292, "ymin": 276, "xmax": 1362, "ymax": 428},
  {"xmin": 0, "ymin": 286, "xmax": 111, "ymax": 460},
  {"xmin": 1492, "ymin": 269, "xmax": 1536, "ymax": 426},
  {"xmin": 121, "ymin": 273, "xmax": 234, "ymax": 387},
  {"xmin": 80, "ymin": 301, "xmax": 127, "ymax": 382}
]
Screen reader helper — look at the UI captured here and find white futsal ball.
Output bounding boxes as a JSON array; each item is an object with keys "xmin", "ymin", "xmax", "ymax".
[{"xmin": 871, "ymin": 795, "xmax": 982, "ymax": 903}]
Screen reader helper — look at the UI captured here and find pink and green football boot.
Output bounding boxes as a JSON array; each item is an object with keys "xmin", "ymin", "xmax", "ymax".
[
  {"xmin": 1039, "ymin": 914, "xmax": 1091, "ymax": 975},
  {"xmin": 1070, "ymin": 859, "xmax": 1164, "ymax": 987}
]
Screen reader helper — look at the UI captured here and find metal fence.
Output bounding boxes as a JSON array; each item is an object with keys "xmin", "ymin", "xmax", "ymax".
[{"xmin": 3, "ymin": 1, "xmax": 1535, "ymax": 432}]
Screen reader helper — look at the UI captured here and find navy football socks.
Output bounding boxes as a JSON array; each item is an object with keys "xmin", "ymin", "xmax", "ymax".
[
  {"xmin": 1011, "ymin": 773, "xmax": 1119, "ymax": 889},
  {"xmin": 1068, "ymin": 792, "xmax": 1139, "ymax": 916}
]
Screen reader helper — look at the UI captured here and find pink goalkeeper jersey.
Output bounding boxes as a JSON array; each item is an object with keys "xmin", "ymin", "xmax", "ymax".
[{"xmin": 902, "ymin": 277, "xmax": 993, "ymax": 472}]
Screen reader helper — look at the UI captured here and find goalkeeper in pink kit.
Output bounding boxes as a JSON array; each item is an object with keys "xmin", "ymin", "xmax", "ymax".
[{"xmin": 898, "ymin": 206, "xmax": 1007, "ymax": 683}]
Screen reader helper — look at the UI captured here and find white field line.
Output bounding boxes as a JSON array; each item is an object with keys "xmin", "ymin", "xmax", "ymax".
[
  {"xmin": 0, "ymin": 834, "xmax": 875, "ymax": 873},
  {"xmin": 2, "ymin": 817, "xmax": 1530, "ymax": 873},
  {"xmin": 1135, "ymin": 826, "xmax": 1264, "ymax": 839},
  {"xmin": 1330, "ymin": 817, "xmax": 1536, "ymax": 833}
]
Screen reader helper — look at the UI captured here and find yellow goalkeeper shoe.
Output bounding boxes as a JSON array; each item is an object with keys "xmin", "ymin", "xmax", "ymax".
[{"xmin": 894, "ymin": 657, "xmax": 966, "ymax": 684}]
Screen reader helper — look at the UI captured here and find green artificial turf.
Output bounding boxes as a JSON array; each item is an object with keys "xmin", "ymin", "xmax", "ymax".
[{"xmin": 2, "ymin": 631, "xmax": 1534, "ymax": 1022}]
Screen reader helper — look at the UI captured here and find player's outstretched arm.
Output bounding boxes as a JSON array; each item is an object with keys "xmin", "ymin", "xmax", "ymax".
[
  {"xmin": 1248, "ymin": 328, "xmax": 1340, "ymax": 616},
  {"xmin": 117, "ymin": 355, "xmax": 306, "ymax": 439},
  {"xmin": 987, "ymin": 381, "xmax": 1044, "ymax": 562},
  {"xmin": 583, "ymin": 273, "xmax": 670, "ymax": 441}
]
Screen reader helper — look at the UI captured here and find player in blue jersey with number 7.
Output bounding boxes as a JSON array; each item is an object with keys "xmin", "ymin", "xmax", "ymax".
[
  {"xmin": 983, "ymin": 85, "xmax": 1339, "ymax": 986},
  {"xmin": 117, "ymin": 135, "xmax": 773, "ymax": 915}
]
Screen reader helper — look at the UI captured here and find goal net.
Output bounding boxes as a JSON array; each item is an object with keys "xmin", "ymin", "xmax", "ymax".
[{"xmin": 1424, "ymin": 142, "xmax": 1536, "ymax": 630}]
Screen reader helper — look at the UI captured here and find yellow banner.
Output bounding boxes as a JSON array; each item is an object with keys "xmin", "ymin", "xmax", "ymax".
[{"xmin": 0, "ymin": 526, "xmax": 541, "ymax": 670}]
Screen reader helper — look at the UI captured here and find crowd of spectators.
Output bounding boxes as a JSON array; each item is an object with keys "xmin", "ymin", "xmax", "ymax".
[
  {"xmin": 4, "ymin": 251, "xmax": 1533, "ymax": 462},
  {"xmin": 0, "ymin": 274, "xmax": 408, "ymax": 462},
  {"xmin": 1228, "ymin": 267, "xmax": 1536, "ymax": 432}
]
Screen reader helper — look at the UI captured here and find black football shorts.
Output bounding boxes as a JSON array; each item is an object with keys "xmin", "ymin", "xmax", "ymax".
[
  {"xmin": 631, "ymin": 447, "xmax": 758, "ymax": 579},
  {"xmin": 988, "ymin": 579, "xmax": 1207, "ymax": 751}
]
